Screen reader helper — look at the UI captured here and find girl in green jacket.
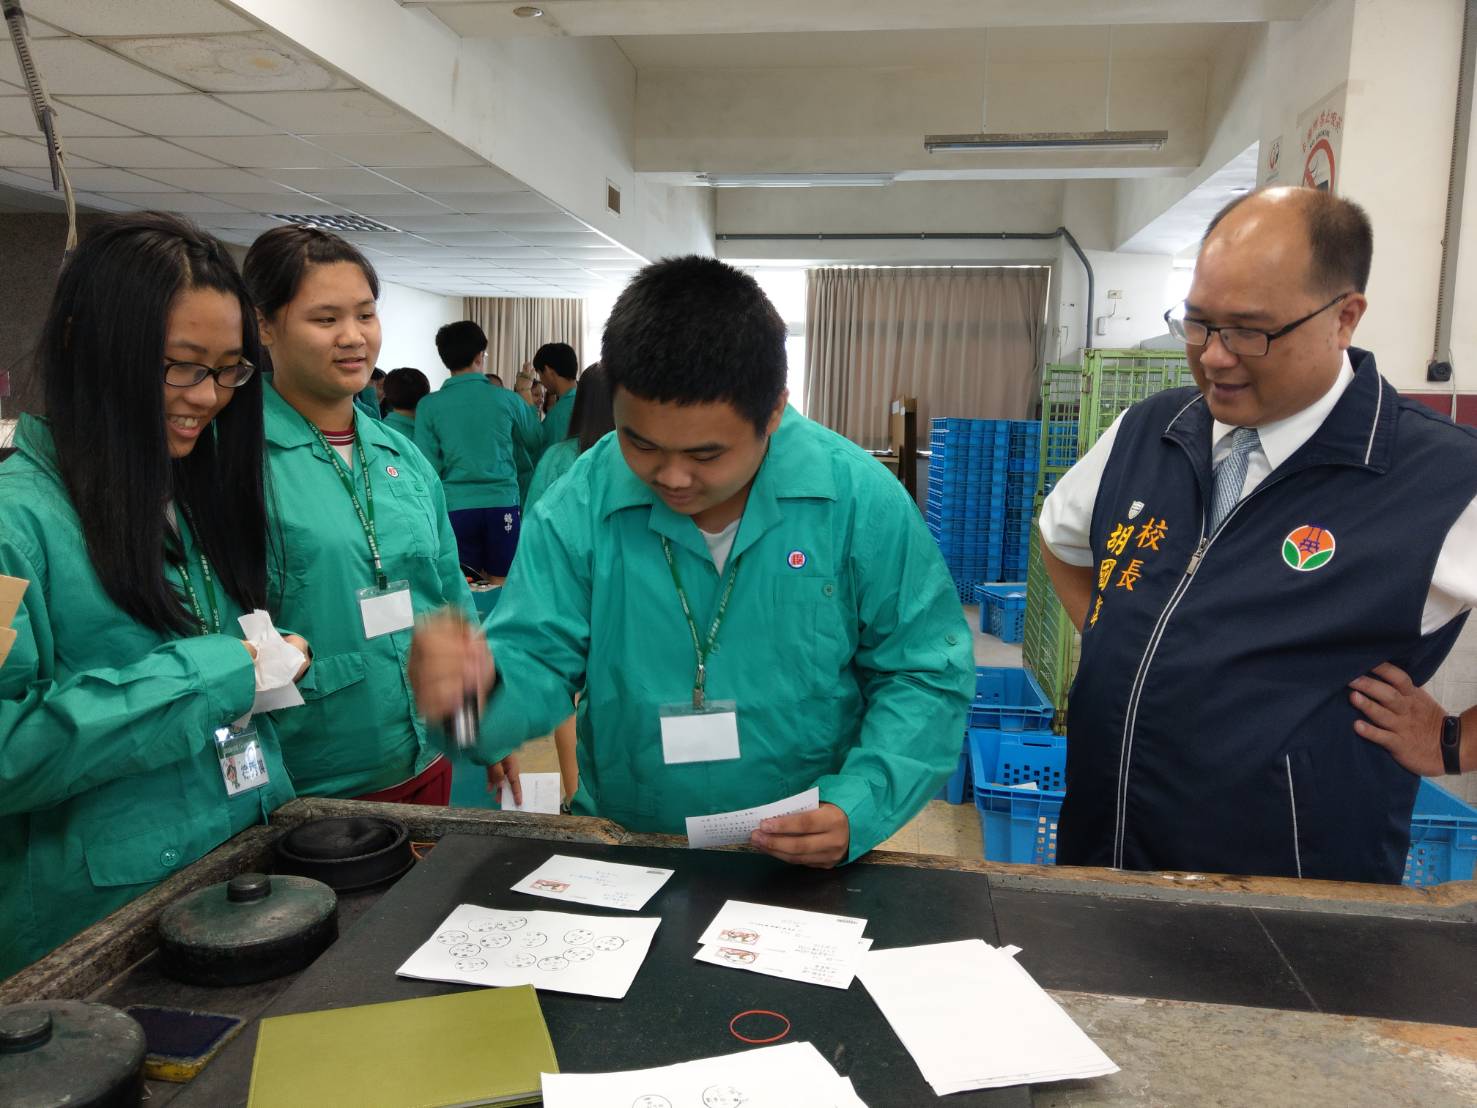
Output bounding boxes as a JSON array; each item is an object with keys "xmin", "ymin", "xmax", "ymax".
[{"xmin": 0, "ymin": 213, "xmax": 305, "ymax": 976}]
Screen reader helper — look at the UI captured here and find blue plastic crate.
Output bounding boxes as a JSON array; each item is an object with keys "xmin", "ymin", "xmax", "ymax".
[
  {"xmin": 1403, "ymin": 779, "xmax": 1477, "ymax": 886},
  {"xmin": 968, "ymin": 667, "xmax": 1054, "ymax": 731},
  {"xmin": 978, "ymin": 584, "xmax": 1027, "ymax": 642},
  {"xmin": 976, "ymin": 783, "xmax": 1063, "ymax": 865},
  {"xmin": 968, "ymin": 725, "xmax": 1065, "ymax": 791},
  {"xmin": 933, "ymin": 738, "xmax": 972, "ymax": 804}
]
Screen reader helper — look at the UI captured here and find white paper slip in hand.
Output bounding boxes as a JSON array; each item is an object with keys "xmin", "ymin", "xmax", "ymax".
[
  {"xmin": 500, "ymin": 772, "xmax": 561, "ymax": 814},
  {"xmin": 512, "ymin": 854, "xmax": 675, "ymax": 911},
  {"xmin": 686, "ymin": 787, "xmax": 820, "ymax": 849}
]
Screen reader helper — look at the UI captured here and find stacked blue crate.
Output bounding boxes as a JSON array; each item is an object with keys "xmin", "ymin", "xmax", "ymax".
[{"xmin": 928, "ymin": 418, "xmax": 1040, "ymax": 595}]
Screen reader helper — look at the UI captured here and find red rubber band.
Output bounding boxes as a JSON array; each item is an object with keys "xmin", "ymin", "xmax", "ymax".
[{"xmin": 729, "ymin": 1009, "xmax": 791, "ymax": 1045}]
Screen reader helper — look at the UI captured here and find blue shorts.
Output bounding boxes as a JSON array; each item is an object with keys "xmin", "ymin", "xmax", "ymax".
[{"xmin": 448, "ymin": 506, "xmax": 521, "ymax": 577}]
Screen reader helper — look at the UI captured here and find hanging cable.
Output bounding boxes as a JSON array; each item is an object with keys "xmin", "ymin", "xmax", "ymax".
[{"xmin": 3, "ymin": 0, "xmax": 77, "ymax": 259}]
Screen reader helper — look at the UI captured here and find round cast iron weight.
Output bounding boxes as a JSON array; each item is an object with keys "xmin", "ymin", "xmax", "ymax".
[
  {"xmin": 274, "ymin": 815, "xmax": 413, "ymax": 891},
  {"xmin": 0, "ymin": 1001, "xmax": 146, "ymax": 1107},
  {"xmin": 156, "ymin": 873, "xmax": 338, "ymax": 987}
]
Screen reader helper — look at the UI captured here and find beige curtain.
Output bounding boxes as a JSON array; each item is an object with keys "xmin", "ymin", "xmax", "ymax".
[
  {"xmin": 805, "ymin": 266, "xmax": 1049, "ymax": 449},
  {"xmin": 464, "ymin": 297, "xmax": 586, "ymax": 381}
]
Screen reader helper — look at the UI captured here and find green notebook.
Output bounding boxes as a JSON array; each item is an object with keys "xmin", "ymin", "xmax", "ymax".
[{"xmin": 247, "ymin": 986, "xmax": 557, "ymax": 1108}]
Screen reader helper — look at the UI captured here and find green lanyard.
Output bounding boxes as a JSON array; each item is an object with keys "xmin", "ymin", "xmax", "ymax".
[
  {"xmin": 175, "ymin": 507, "xmax": 222, "ymax": 634},
  {"xmin": 306, "ymin": 423, "xmax": 389, "ymax": 590},
  {"xmin": 660, "ymin": 536, "xmax": 740, "ymax": 711}
]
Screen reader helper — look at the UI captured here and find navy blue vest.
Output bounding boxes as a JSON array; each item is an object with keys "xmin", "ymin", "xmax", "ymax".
[{"xmin": 1057, "ymin": 349, "xmax": 1477, "ymax": 883}]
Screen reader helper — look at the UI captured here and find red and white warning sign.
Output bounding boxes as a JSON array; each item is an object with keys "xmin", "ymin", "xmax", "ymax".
[{"xmin": 1298, "ymin": 87, "xmax": 1345, "ymax": 193}]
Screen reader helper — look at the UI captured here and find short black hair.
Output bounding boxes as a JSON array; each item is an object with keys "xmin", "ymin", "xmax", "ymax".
[
  {"xmin": 1204, "ymin": 187, "xmax": 1373, "ymax": 294},
  {"xmin": 532, "ymin": 341, "xmax": 578, "ymax": 380},
  {"xmin": 436, "ymin": 320, "xmax": 488, "ymax": 371},
  {"xmin": 382, "ymin": 366, "xmax": 430, "ymax": 411},
  {"xmin": 370, "ymin": 367, "xmax": 386, "ymax": 382},
  {"xmin": 243, "ymin": 225, "xmax": 380, "ymax": 320},
  {"xmin": 602, "ymin": 256, "xmax": 786, "ymax": 434}
]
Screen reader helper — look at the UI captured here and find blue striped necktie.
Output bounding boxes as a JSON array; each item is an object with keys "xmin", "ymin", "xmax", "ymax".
[{"xmin": 1210, "ymin": 426, "xmax": 1259, "ymax": 532}]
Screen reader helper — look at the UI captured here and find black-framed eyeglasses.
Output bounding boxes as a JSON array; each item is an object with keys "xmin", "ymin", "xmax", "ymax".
[
  {"xmin": 163, "ymin": 359, "xmax": 257, "ymax": 389},
  {"xmin": 1164, "ymin": 293, "xmax": 1350, "ymax": 358}
]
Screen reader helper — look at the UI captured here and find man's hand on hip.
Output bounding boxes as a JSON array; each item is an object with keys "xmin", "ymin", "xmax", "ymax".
[{"xmin": 1349, "ymin": 662, "xmax": 1446, "ymax": 776}]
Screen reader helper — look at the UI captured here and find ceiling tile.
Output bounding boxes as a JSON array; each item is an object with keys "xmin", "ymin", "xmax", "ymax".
[
  {"xmin": 194, "ymin": 212, "xmax": 285, "ymax": 230},
  {"xmin": 557, "ymin": 246, "xmax": 641, "ymax": 260},
  {"xmin": 301, "ymin": 131, "xmax": 484, "ymax": 168},
  {"xmin": 509, "ymin": 230, "xmax": 614, "ymax": 248},
  {"xmin": 258, "ymin": 166, "xmax": 401, "ymax": 195},
  {"xmin": 0, "ymin": 166, "xmax": 58, "ymax": 192},
  {"xmin": 75, "ymin": 192, "xmax": 141, "ymax": 212},
  {"xmin": 61, "ymin": 93, "xmax": 280, "ymax": 136},
  {"xmin": 64, "ymin": 135, "xmax": 224, "ymax": 168},
  {"xmin": 0, "ymin": 39, "xmax": 186, "ymax": 95},
  {"xmin": 0, "ymin": 96, "xmax": 138, "ymax": 137},
  {"xmin": 99, "ymin": 191, "xmax": 249, "ymax": 213},
  {"xmin": 325, "ymin": 193, "xmax": 456, "ymax": 217},
  {"xmin": 224, "ymin": 193, "xmax": 343, "ymax": 214},
  {"xmin": 483, "ymin": 212, "xmax": 592, "ymax": 233},
  {"xmin": 435, "ymin": 246, "xmax": 556, "ymax": 260},
  {"xmin": 0, "ymin": 135, "xmax": 76, "ymax": 169},
  {"xmin": 134, "ymin": 167, "xmax": 294, "ymax": 192},
  {"xmin": 389, "ymin": 214, "xmax": 510, "ymax": 233},
  {"xmin": 21, "ymin": 0, "xmax": 254, "ymax": 35},
  {"xmin": 168, "ymin": 134, "xmax": 350, "ymax": 169},
  {"xmin": 420, "ymin": 231, "xmax": 523, "ymax": 248},
  {"xmin": 107, "ymin": 33, "xmax": 351, "ymax": 95},
  {"xmin": 424, "ymin": 191, "xmax": 559, "ymax": 215},
  {"xmin": 216, "ymin": 91, "xmax": 426, "ymax": 135},
  {"xmin": 383, "ymin": 166, "xmax": 524, "ymax": 194},
  {"xmin": 14, "ymin": 166, "xmax": 184, "ymax": 191}
]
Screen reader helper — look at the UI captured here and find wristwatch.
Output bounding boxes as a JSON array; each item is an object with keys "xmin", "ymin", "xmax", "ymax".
[{"xmin": 1440, "ymin": 714, "xmax": 1463, "ymax": 775}]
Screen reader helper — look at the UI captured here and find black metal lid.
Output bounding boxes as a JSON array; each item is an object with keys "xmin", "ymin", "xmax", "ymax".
[
  {"xmin": 275, "ymin": 815, "xmax": 413, "ymax": 891},
  {"xmin": 0, "ymin": 1001, "xmax": 145, "ymax": 1107},
  {"xmin": 159, "ymin": 873, "xmax": 336, "ymax": 953}
]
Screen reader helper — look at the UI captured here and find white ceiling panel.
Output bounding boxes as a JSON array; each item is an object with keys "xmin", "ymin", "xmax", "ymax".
[
  {"xmin": 167, "ymin": 134, "xmax": 350, "ymax": 168},
  {"xmin": 389, "ymin": 214, "xmax": 519, "ymax": 233},
  {"xmin": 99, "ymin": 191, "xmax": 249, "ymax": 213},
  {"xmin": 326, "ymin": 193, "xmax": 457, "ymax": 216},
  {"xmin": 558, "ymin": 245, "xmax": 640, "ymax": 259},
  {"xmin": 508, "ymin": 230, "xmax": 615, "ymax": 247},
  {"xmin": 62, "ymin": 93, "xmax": 281, "ymax": 136},
  {"xmin": 224, "ymin": 193, "xmax": 343, "ymax": 214},
  {"xmin": 195, "ymin": 212, "xmax": 286, "ymax": 229},
  {"xmin": 0, "ymin": 39, "xmax": 186, "ymax": 95},
  {"xmin": 21, "ymin": 0, "xmax": 254, "ymax": 36},
  {"xmin": 302, "ymin": 132, "xmax": 485, "ymax": 168},
  {"xmin": 425, "ymin": 246, "xmax": 556, "ymax": 260},
  {"xmin": 74, "ymin": 192, "xmax": 141, "ymax": 212},
  {"xmin": 0, "ymin": 135, "xmax": 86, "ymax": 168},
  {"xmin": 216, "ymin": 91, "xmax": 427, "ymax": 134},
  {"xmin": 425, "ymin": 191, "xmax": 561, "ymax": 214},
  {"xmin": 484, "ymin": 211, "xmax": 594, "ymax": 232},
  {"xmin": 419, "ymin": 231, "xmax": 525, "ymax": 248},
  {"xmin": 135, "ymin": 167, "xmax": 294, "ymax": 192},
  {"xmin": 384, "ymin": 166, "xmax": 524, "ymax": 194},
  {"xmin": 0, "ymin": 96, "xmax": 138, "ymax": 137},
  {"xmin": 107, "ymin": 33, "xmax": 352, "ymax": 95},
  {"xmin": 64, "ymin": 135, "xmax": 224, "ymax": 168},
  {"xmin": 259, "ymin": 166, "xmax": 402, "ymax": 195},
  {"xmin": 15, "ymin": 166, "xmax": 184, "ymax": 191}
]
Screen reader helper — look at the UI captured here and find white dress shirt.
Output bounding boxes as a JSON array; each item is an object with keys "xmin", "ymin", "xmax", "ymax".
[{"xmin": 1039, "ymin": 352, "xmax": 1477, "ymax": 635}]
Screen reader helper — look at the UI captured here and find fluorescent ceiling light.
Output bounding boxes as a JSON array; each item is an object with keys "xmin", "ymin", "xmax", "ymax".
[
  {"xmin": 924, "ymin": 130, "xmax": 1169, "ymax": 153},
  {"xmin": 696, "ymin": 172, "xmax": 895, "ymax": 188}
]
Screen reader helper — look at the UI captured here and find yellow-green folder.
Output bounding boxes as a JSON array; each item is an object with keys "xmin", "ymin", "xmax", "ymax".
[{"xmin": 247, "ymin": 986, "xmax": 557, "ymax": 1108}]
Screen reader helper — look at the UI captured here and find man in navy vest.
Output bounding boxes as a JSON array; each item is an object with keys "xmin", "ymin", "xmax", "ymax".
[{"xmin": 1039, "ymin": 186, "xmax": 1477, "ymax": 884}]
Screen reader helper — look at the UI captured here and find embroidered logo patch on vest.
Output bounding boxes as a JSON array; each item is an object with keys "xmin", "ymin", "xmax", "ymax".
[
  {"xmin": 1282, "ymin": 525, "xmax": 1336, "ymax": 572},
  {"xmin": 1128, "ymin": 500, "xmax": 1145, "ymax": 520},
  {"xmin": 787, "ymin": 549, "xmax": 808, "ymax": 569},
  {"xmin": 385, "ymin": 465, "xmax": 399, "ymax": 478}
]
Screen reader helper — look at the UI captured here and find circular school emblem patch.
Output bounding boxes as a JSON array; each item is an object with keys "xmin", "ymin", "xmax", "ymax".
[
  {"xmin": 787, "ymin": 549, "xmax": 807, "ymax": 569},
  {"xmin": 385, "ymin": 465, "xmax": 399, "ymax": 478},
  {"xmin": 1282, "ymin": 525, "xmax": 1335, "ymax": 572}
]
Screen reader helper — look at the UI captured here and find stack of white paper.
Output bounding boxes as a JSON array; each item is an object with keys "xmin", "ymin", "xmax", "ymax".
[
  {"xmin": 693, "ymin": 900, "xmax": 872, "ymax": 990},
  {"xmin": 857, "ymin": 939, "xmax": 1118, "ymax": 1093},
  {"xmin": 396, "ymin": 904, "xmax": 660, "ymax": 999},
  {"xmin": 511, "ymin": 854, "xmax": 675, "ymax": 911},
  {"xmin": 686, "ymin": 787, "xmax": 820, "ymax": 848},
  {"xmin": 541, "ymin": 1041, "xmax": 869, "ymax": 1107}
]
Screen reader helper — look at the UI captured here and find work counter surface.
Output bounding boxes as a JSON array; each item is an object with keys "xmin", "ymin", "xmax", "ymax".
[{"xmin": 4, "ymin": 798, "xmax": 1477, "ymax": 1106}]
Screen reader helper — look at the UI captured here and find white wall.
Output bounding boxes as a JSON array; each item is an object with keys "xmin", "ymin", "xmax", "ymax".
[{"xmin": 375, "ymin": 281, "xmax": 463, "ymax": 389}]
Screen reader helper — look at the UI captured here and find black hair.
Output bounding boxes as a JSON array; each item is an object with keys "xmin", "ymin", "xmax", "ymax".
[
  {"xmin": 435, "ymin": 320, "xmax": 488, "ymax": 371},
  {"xmin": 382, "ymin": 366, "xmax": 429, "ymax": 412},
  {"xmin": 532, "ymin": 342, "xmax": 578, "ymax": 381},
  {"xmin": 1204, "ymin": 187, "xmax": 1374, "ymax": 294},
  {"xmin": 370, "ymin": 367, "xmax": 386, "ymax": 382},
  {"xmin": 602, "ymin": 256, "xmax": 786, "ymax": 434},
  {"xmin": 570, "ymin": 364, "xmax": 615, "ymax": 453},
  {"xmin": 486, "ymin": 372, "xmax": 504, "ymax": 387},
  {"xmin": 242, "ymin": 225, "xmax": 380, "ymax": 324},
  {"xmin": 40, "ymin": 212, "xmax": 268, "ymax": 636}
]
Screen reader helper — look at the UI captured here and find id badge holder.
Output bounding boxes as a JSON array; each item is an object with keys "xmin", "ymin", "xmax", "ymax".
[
  {"xmin": 215, "ymin": 719, "xmax": 270, "ymax": 796},
  {"xmin": 659, "ymin": 700, "xmax": 741, "ymax": 765},
  {"xmin": 357, "ymin": 579, "xmax": 413, "ymax": 638}
]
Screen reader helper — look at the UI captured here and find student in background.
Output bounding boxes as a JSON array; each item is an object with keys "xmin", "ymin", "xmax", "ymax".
[
  {"xmin": 0, "ymin": 213, "xmax": 306, "ymax": 974},
  {"xmin": 355, "ymin": 366, "xmax": 385, "ymax": 421},
  {"xmin": 418, "ymin": 321, "xmax": 542, "ymax": 580},
  {"xmin": 245, "ymin": 227, "xmax": 515, "ymax": 805},
  {"xmin": 530, "ymin": 342, "xmax": 579, "ymax": 451},
  {"xmin": 381, "ymin": 366, "xmax": 430, "ymax": 441}
]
